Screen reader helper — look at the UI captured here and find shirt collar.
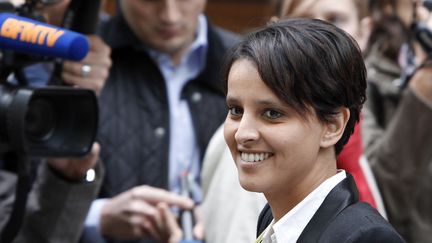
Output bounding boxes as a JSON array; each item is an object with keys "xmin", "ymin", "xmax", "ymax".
[{"xmin": 262, "ymin": 170, "xmax": 347, "ymax": 243}]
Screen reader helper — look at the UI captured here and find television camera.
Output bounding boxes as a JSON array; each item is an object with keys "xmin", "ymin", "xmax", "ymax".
[
  {"xmin": 0, "ymin": 0, "xmax": 98, "ymax": 158},
  {"xmin": 0, "ymin": 0, "xmax": 101, "ymax": 242}
]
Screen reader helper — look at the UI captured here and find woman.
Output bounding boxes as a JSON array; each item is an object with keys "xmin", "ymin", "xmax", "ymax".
[
  {"xmin": 274, "ymin": 0, "xmax": 382, "ymax": 212},
  {"xmin": 222, "ymin": 18, "xmax": 404, "ymax": 243}
]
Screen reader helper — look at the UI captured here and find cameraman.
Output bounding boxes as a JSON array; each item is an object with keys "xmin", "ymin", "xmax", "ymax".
[{"xmin": 0, "ymin": 0, "xmax": 111, "ymax": 242}]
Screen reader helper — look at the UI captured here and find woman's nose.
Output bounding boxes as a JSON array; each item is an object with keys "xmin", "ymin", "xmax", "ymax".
[{"xmin": 234, "ymin": 114, "xmax": 260, "ymax": 145}]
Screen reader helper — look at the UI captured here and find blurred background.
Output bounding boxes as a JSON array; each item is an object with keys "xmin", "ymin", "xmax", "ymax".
[{"xmin": 103, "ymin": 0, "xmax": 274, "ymax": 34}]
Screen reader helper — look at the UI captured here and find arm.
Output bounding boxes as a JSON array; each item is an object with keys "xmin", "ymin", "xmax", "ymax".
[{"xmin": 12, "ymin": 143, "xmax": 104, "ymax": 243}]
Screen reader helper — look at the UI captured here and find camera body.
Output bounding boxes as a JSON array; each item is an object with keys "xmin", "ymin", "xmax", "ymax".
[
  {"xmin": 0, "ymin": 0, "xmax": 98, "ymax": 158},
  {"xmin": 0, "ymin": 85, "xmax": 98, "ymax": 157}
]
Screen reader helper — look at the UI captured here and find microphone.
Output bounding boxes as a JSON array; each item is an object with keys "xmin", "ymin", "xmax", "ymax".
[{"xmin": 0, "ymin": 13, "xmax": 89, "ymax": 61}]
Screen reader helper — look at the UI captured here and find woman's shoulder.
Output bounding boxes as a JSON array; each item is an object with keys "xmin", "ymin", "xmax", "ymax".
[{"xmin": 321, "ymin": 202, "xmax": 405, "ymax": 242}]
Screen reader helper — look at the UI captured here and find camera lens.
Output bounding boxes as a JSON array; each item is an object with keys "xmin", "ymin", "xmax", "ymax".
[
  {"xmin": 25, "ymin": 98, "xmax": 57, "ymax": 142},
  {"xmin": 4, "ymin": 87, "xmax": 97, "ymax": 156}
]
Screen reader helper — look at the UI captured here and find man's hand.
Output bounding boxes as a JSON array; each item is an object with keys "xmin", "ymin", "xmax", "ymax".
[
  {"xmin": 100, "ymin": 185, "xmax": 194, "ymax": 241},
  {"xmin": 46, "ymin": 142, "xmax": 100, "ymax": 181},
  {"xmin": 192, "ymin": 204, "xmax": 205, "ymax": 240},
  {"xmin": 158, "ymin": 202, "xmax": 183, "ymax": 243},
  {"xmin": 62, "ymin": 35, "xmax": 112, "ymax": 96}
]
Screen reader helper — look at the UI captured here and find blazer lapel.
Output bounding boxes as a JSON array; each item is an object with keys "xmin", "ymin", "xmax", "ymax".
[{"xmin": 297, "ymin": 174, "xmax": 359, "ymax": 242}]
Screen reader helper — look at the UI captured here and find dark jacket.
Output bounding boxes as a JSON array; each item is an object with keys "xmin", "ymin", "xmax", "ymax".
[
  {"xmin": 257, "ymin": 174, "xmax": 405, "ymax": 243},
  {"xmin": 96, "ymin": 14, "xmax": 238, "ymax": 243}
]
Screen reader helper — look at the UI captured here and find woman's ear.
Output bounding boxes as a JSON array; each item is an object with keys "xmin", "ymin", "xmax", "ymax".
[{"xmin": 320, "ymin": 108, "xmax": 350, "ymax": 148}]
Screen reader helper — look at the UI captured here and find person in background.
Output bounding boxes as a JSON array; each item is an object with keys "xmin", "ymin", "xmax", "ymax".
[
  {"xmin": 9, "ymin": 1, "xmax": 195, "ymax": 242},
  {"xmin": 361, "ymin": 0, "xmax": 432, "ymax": 241},
  {"xmin": 20, "ymin": 0, "xmax": 191, "ymax": 242},
  {"xmin": 80, "ymin": 0, "xmax": 239, "ymax": 242},
  {"xmin": 223, "ymin": 17, "xmax": 403, "ymax": 243}
]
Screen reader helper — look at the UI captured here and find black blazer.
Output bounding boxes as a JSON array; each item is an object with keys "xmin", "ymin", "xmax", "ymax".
[{"xmin": 257, "ymin": 174, "xmax": 405, "ymax": 242}]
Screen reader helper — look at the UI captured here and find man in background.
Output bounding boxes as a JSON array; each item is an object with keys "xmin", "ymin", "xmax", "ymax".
[{"xmin": 81, "ymin": 0, "xmax": 239, "ymax": 242}]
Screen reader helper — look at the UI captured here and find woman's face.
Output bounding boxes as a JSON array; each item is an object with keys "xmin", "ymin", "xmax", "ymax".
[{"xmin": 223, "ymin": 59, "xmax": 330, "ymax": 198}]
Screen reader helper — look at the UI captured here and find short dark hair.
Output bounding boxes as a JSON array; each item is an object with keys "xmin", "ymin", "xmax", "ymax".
[{"xmin": 221, "ymin": 18, "xmax": 366, "ymax": 155}]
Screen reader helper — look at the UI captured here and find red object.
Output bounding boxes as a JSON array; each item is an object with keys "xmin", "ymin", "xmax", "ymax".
[{"xmin": 337, "ymin": 119, "xmax": 377, "ymax": 208}]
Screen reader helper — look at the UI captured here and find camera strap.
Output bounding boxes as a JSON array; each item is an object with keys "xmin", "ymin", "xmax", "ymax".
[{"xmin": 0, "ymin": 154, "xmax": 31, "ymax": 243}]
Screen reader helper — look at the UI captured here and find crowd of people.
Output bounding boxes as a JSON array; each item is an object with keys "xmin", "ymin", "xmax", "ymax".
[{"xmin": 0, "ymin": 0, "xmax": 431, "ymax": 242}]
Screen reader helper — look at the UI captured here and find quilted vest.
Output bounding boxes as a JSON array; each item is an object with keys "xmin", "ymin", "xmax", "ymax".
[{"xmin": 97, "ymin": 14, "xmax": 238, "ymax": 203}]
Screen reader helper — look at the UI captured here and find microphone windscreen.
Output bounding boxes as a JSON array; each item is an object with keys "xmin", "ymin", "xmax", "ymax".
[{"xmin": 0, "ymin": 13, "xmax": 89, "ymax": 61}]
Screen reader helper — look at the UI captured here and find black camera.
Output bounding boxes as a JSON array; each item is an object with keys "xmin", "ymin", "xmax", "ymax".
[
  {"xmin": 0, "ymin": 1, "xmax": 99, "ymax": 242},
  {"xmin": 0, "ymin": 84, "xmax": 98, "ymax": 157},
  {"xmin": 0, "ymin": 0, "xmax": 98, "ymax": 158}
]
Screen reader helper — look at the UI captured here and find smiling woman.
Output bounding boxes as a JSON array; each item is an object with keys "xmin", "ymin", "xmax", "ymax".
[
  {"xmin": 221, "ymin": 18, "xmax": 405, "ymax": 243},
  {"xmin": 224, "ymin": 57, "xmax": 332, "ymax": 199}
]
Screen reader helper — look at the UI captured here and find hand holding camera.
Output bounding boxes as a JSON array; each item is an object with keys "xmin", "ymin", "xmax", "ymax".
[{"xmin": 47, "ymin": 142, "xmax": 100, "ymax": 181}]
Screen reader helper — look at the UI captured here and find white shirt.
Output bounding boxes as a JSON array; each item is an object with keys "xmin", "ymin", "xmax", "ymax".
[
  {"xmin": 151, "ymin": 14, "xmax": 208, "ymax": 202},
  {"xmin": 150, "ymin": 15, "xmax": 208, "ymax": 202},
  {"xmin": 261, "ymin": 170, "xmax": 347, "ymax": 243}
]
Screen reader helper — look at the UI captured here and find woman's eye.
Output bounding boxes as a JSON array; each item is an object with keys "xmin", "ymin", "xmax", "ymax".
[
  {"xmin": 264, "ymin": 110, "xmax": 282, "ymax": 119},
  {"xmin": 228, "ymin": 107, "xmax": 243, "ymax": 116}
]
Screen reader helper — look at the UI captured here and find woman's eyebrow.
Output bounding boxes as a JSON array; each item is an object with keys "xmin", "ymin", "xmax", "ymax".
[{"xmin": 255, "ymin": 99, "xmax": 283, "ymax": 107}]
